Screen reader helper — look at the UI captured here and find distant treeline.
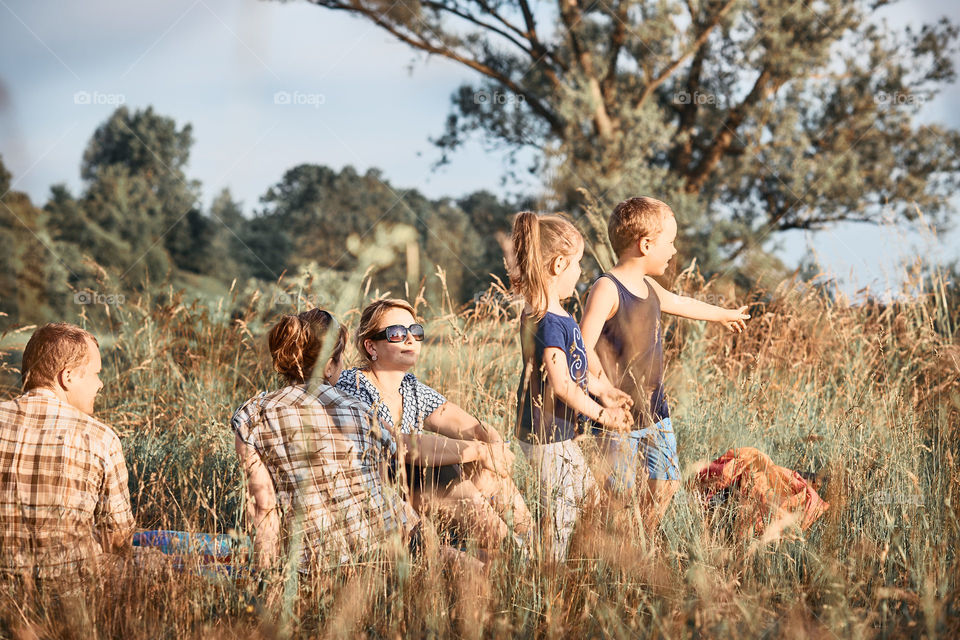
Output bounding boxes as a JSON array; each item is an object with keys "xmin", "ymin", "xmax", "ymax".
[{"xmin": 0, "ymin": 106, "xmax": 528, "ymax": 328}]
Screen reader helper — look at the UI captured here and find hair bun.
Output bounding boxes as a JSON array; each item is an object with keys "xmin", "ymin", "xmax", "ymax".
[{"xmin": 268, "ymin": 309, "xmax": 347, "ymax": 385}]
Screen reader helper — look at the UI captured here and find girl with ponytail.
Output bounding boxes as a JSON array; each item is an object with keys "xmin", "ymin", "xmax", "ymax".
[{"xmin": 510, "ymin": 212, "xmax": 633, "ymax": 562}]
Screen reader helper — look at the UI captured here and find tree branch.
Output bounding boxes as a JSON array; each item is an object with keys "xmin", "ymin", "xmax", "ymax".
[
  {"xmin": 419, "ymin": 0, "xmax": 535, "ymax": 57},
  {"xmin": 558, "ymin": 0, "xmax": 614, "ymax": 138},
  {"xmin": 601, "ymin": 0, "xmax": 629, "ymax": 105},
  {"xmin": 668, "ymin": 25, "xmax": 709, "ymax": 171},
  {"xmin": 309, "ymin": 0, "xmax": 566, "ymax": 136},
  {"xmin": 684, "ymin": 67, "xmax": 783, "ymax": 192},
  {"xmin": 634, "ymin": 0, "xmax": 736, "ymax": 109}
]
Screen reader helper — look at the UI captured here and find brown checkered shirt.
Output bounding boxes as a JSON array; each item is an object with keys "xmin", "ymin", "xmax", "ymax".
[
  {"xmin": 231, "ymin": 383, "xmax": 415, "ymax": 569},
  {"xmin": 0, "ymin": 388, "xmax": 135, "ymax": 579}
]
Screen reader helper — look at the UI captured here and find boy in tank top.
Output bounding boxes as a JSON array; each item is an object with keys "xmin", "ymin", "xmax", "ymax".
[{"xmin": 580, "ymin": 197, "xmax": 751, "ymax": 532}]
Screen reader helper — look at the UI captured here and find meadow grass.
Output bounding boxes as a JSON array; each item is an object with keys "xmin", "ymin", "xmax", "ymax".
[{"xmin": 0, "ymin": 261, "xmax": 957, "ymax": 639}]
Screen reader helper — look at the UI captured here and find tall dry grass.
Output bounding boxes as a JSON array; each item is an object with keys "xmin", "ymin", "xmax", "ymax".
[{"xmin": 0, "ymin": 256, "xmax": 957, "ymax": 639}]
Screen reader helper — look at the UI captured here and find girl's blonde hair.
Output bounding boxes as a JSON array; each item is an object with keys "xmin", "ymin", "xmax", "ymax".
[
  {"xmin": 510, "ymin": 211, "xmax": 583, "ymax": 320},
  {"xmin": 355, "ymin": 298, "xmax": 417, "ymax": 366}
]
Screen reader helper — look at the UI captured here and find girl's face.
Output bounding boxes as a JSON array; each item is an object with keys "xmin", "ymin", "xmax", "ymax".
[
  {"xmin": 555, "ymin": 239, "xmax": 585, "ymax": 300},
  {"xmin": 364, "ymin": 307, "xmax": 421, "ymax": 371},
  {"xmin": 643, "ymin": 214, "xmax": 678, "ymax": 276}
]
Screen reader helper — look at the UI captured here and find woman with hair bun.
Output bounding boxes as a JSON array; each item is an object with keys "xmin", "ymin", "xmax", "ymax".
[
  {"xmin": 336, "ymin": 298, "xmax": 532, "ymax": 550},
  {"xmin": 231, "ymin": 308, "xmax": 413, "ymax": 572},
  {"xmin": 232, "ymin": 308, "xmax": 500, "ymax": 572}
]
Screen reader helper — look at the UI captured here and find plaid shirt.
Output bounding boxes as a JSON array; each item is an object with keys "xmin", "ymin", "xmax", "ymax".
[
  {"xmin": 231, "ymin": 383, "xmax": 415, "ymax": 569},
  {"xmin": 0, "ymin": 388, "xmax": 134, "ymax": 579}
]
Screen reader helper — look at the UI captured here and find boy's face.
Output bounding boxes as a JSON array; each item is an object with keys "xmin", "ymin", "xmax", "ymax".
[{"xmin": 641, "ymin": 214, "xmax": 677, "ymax": 275}]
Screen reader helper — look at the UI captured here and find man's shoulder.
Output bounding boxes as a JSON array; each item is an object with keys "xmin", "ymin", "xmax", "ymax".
[{"xmin": 1, "ymin": 390, "xmax": 121, "ymax": 441}]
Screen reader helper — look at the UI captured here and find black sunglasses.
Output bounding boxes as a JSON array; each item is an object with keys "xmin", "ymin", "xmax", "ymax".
[{"xmin": 371, "ymin": 323, "xmax": 425, "ymax": 343}]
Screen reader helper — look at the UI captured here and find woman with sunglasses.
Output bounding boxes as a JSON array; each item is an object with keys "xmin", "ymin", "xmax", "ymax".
[{"xmin": 336, "ymin": 298, "xmax": 532, "ymax": 549}]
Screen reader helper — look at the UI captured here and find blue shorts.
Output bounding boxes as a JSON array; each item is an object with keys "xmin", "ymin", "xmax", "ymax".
[{"xmin": 602, "ymin": 417, "xmax": 679, "ymax": 491}]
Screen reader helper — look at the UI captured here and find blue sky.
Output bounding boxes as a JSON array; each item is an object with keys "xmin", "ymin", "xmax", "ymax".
[{"xmin": 1, "ymin": 0, "xmax": 958, "ymax": 298}]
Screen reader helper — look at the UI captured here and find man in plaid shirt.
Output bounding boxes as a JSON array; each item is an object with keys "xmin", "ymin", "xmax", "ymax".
[
  {"xmin": 231, "ymin": 382, "xmax": 417, "ymax": 571},
  {"xmin": 0, "ymin": 322, "xmax": 134, "ymax": 584}
]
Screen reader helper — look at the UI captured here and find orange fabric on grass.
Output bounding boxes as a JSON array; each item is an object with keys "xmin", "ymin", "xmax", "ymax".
[{"xmin": 695, "ymin": 446, "xmax": 829, "ymax": 537}]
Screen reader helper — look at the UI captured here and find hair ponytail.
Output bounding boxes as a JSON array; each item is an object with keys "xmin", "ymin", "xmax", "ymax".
[
  {"xmin": 510, "ymin": 211, "xmax": 582, "ymax": 319},
  {"xmin": 268, "ymin": 308, "xmax": 346, "ymax": 385}
]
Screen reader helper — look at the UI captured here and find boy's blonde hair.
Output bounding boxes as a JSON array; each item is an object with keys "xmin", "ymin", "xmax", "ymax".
[
  {"xmin": 608, "ymin": 197, "xmax": 674, "ymax": 258},
  {"xmin": 510, "ymin": 211, "xmax": 582, "ymax": 320}
]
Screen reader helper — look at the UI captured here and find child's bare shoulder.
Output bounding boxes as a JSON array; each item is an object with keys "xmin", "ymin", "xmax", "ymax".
[
  {"xmin": 607, "ymin": 266, "xmax": 648, "ymax": 290},
  {"xmin": 584, "ymin": 275, "xmax": 620, "ymax": 322},
  {"xmin": 588, "ymin": 273, "xmax": 618, "ymax": 294}
]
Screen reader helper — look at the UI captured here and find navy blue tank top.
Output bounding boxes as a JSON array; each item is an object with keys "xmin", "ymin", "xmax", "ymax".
[{"xmin": 594, "ymin": 273, "xmax": 669, "ymax": 427}]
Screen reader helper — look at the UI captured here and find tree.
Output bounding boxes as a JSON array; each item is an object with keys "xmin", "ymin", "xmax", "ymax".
[
  {"xmin": 293, "ymin": 0, "xmax": 960, "ymax": 273},
  {"xmin": 0, "ymin": 180, "xmax": 69, "ymax": 324},
  {"xmin": 81, "ymin": 106, "xmax": 201, "ymax": 274},
  {"xmin": 257, "ymin": 164, "xmax": 492, "ymax": 302},
  {"xmin": 79, "ymin": 164, "xmax": 172, "ymax": 280},
  {"xmin": 0, "ymin": 154, "xmax": 10, "ymax": 197},
  {"xmin": 82, "ymin": 105, "xmax": 194, "ymax": 185},
  {"xmin": 204, "ymin": 189, "xmax": 250, "ymax": 281},
  {"xmin": 458, "ymin": 189, "xmax": 531, "ymax": 288}
]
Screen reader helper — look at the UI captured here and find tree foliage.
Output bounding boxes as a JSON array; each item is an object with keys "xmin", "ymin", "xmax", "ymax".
[
  {"xmin": 294, "ymin": 0, "xmax": 960, "ymax": 273},
  {"xmin": 256, "ymin": 164, "xmax": 494, "ymax": 302},
  {"xmin": 0, "ymin": 108, "xmax": 539, "ymax": 329}
]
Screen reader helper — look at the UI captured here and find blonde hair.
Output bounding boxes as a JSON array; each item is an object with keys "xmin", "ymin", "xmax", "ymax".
[
  {"xmin": 21, "ymin": 322, "xmax": 98, "ymax": 392},
  {"xmin": 510, "ymin": 211, "xmax": 583, "ymax": 320},
  {"xmin": 608, "ymin": 196, "xmax": 674, "ymax": 257},
  {"xmin": 268, "ymin": 308, "xmax": 346, "ymax": 384},
  {"xmin": 355, "ymin": 298, "xmax": 417, "ymax": 366}
]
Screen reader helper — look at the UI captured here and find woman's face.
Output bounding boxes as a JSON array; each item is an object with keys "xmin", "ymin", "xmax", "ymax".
[
  {"xmin": 323, "ymin": 355, "xmax": 344, "ymax": 386},
  {"xmin": 365, "ymin": 307, "xmax": 421, "ymax": 371}
]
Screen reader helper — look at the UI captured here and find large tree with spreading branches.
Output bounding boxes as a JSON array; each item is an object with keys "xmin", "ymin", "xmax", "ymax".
[{"xmin": 287, "ymin": 0, "xmax": 960, "ymax": 272}]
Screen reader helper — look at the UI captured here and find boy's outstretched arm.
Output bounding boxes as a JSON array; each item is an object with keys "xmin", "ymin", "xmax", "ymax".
[{"xmin": 645, "ymin": 277, "xmax": 750, "ymax": 332}]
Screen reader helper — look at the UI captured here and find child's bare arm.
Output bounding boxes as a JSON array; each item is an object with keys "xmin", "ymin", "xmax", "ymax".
[
  {"xmin": 646, "ymin": 277, "xmax": 750, "ymax": 332},
  {"xmin": 586, "ymin": 370, "xmax": 633, "ymax": 409},
  {"xmin": 542, "ymin": 347, "xmax": 631, "ymax": 430},
  {"xmin": 580, "ymin": 278, "xmax": 620, "ymax": 380}
]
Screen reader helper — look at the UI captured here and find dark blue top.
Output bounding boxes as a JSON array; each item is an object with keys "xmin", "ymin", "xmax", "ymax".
[
  {"xmin": 515, "ymin": 311, "xmax": 588, "ymax": 444},
  {"xmin": 594, "ymin": 273, "xmax": 670, "ymax": 427}
]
